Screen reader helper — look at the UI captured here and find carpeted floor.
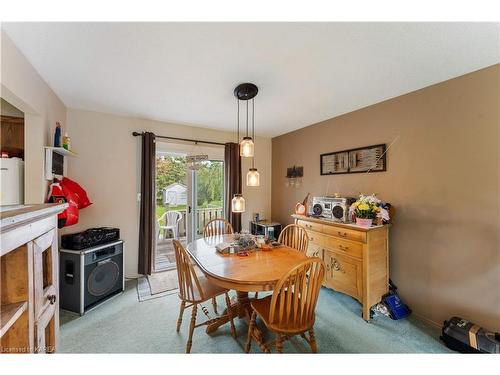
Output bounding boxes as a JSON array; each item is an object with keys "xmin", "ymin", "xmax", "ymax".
[{"xmin": 60, "ymin": 280, "xmax": 451, "ymax": 353}]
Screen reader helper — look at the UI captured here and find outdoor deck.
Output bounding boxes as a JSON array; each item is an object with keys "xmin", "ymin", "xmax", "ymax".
[{"xmin": 155, "ymin": 237, "xmax": 186, "ymax": 271}]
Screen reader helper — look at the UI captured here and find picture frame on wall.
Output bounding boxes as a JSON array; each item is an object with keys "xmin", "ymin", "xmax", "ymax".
[{"xmin": 320, "ymin": 144, "xmax": 386, "ymax": 175}]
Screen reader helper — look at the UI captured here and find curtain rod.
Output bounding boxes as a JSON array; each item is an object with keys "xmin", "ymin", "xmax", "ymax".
[{"xmin": 132, "ymin": 131, "xmax": 226, "ymax": 146}]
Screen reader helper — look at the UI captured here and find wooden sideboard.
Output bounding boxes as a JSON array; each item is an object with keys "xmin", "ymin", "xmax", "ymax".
[
  {"xmin": 1, "ymin": 204, "xmax": 67, "ymax": 353},
  {"xmin": 293, "ymin": 214, "xmax": 389, "ymax": 321}
]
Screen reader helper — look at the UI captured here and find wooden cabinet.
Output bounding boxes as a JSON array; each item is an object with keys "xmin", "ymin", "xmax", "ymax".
[
  {"xmin": 294, "ymin": 214, "xmax": 389, "ymax": 321},
  {"xmin": 1, "ymin": 204, "xmax": 66, "ymax": 354}
]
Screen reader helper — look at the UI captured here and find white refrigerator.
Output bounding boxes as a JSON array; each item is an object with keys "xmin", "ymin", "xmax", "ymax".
[{"xmin": 0, "ymin": 158, "xmax": 24, "ymax": 205}]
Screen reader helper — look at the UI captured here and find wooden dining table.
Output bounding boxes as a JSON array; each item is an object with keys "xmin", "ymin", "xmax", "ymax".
[{"xmin": 186, "ymin": 234, "xmax": 308, "ymax": 351}]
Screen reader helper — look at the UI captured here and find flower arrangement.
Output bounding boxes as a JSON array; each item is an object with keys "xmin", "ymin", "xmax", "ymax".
[{"xmin": 349, "ymin": 194, "xmax": 390, "ymax": 227}]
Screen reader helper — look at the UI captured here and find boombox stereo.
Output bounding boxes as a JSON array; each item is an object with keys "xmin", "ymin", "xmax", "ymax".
[
  {"xmin": 59, "ymin": 240, "xmax": 124, "ymax": 315},
  {"xmin": 310, "ymin": 196, "xmax": 356, "ymax": 222}
]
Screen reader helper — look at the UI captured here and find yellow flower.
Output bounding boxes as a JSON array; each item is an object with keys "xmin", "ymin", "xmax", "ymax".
[
  {"xmin": 358, "ymin": 203, "xmax": 370, "ymax": 210},
  {"xmin": 351, "ymin": 201, "xmax": 359, "ymax": 208}
]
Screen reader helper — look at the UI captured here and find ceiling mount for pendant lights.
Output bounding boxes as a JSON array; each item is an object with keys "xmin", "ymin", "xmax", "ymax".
[{"xmin": 234, "ymin": 82, "xmax": 260, "ymax": 187}]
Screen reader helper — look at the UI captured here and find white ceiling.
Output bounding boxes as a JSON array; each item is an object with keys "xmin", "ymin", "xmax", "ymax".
[{"xmin": 2, "ymin": 22, "xmax": 499, "ymax": 137}]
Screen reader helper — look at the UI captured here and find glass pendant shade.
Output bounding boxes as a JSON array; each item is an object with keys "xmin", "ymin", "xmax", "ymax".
[
  {"xmin": 231, "ymin": 194, "xmax": 245, "ymax": 213},
  {"xmin": 246, "ymin": 168, "xmax": 260, "ymax": 187},
  {"xmin": 240, "ymin": 137, "xmax": 254, "ymax": 157}
]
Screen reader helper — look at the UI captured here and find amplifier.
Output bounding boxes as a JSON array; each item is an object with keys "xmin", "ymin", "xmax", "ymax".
[
  {"xmin": 59, "ymin": 240, "xmax": 124, "ymax": 315},
  {"xmin": 61, "ymin": 227, "xmax": 120, "ymax": 250}
]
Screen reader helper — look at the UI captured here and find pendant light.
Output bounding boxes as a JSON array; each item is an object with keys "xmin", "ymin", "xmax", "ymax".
[
  {"xmin": 231, "ymin": 194, "xmax": 245, "ymax": 213},
  {"xmin": 246, "ymin": 98, "xmax": 260, "ymax": 186},
  {"xmin": 234, "ymin": 83, "xmax": 257, "ymax": 158}
]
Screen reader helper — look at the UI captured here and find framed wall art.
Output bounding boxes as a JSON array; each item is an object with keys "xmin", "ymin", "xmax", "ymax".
[{"xmin": 320, "ymin": 144, "xmax": 386, "ymax": 175}]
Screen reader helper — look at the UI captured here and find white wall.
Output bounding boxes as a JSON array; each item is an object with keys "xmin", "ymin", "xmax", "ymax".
[
  {"xmin": 65, "ymin": 109, "xmax": 272, "ymax": 278},
  {"xmin": 1, "ymin": 30, "xmax": 67, "ymax": 203}
]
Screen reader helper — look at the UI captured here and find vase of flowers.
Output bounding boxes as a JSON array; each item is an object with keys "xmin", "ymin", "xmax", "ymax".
[{"xmin": 349, "ymin": 194, "xmax": 390, "ymax": 228}]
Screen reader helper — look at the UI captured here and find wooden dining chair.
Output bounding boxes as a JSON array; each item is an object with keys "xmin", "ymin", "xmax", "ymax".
[
  {"xmin": 173, "ymin": 240, "xmax": 236, "ymax": 353},
  {"xmin": 202, "ymin": 218, "xmax": 234, "ymax": 313},
  {"xmin": 278, "ymin": 224, "xmax": 309, "ymax": 253},
  {"xmin": 253, "ymin": 224, "xmax": 309, "ymax": 300},
  {"xmin": 245, "ymin": 258, "xmax": 325, "ymax": 353},
  {"xmin": 203, "ymin": 218, "xmax": 234, "ymax": 238}
]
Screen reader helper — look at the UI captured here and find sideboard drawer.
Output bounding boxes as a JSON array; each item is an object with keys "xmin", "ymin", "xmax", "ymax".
[
  {"xmin": 322, "ymin": 236, "xmax": 363, "ymax": 259},
  {"xmin": 323, "ymin": 250, "xmax": 362, "ymax": 300},
  {"xmin": 305, "ymin": 230, "xmax": 324, "ymax": 246},
  {"xmin": 323, "ymin": 225, "xmax": 366, "ymax": 243},
  {"xmin": 297, "ymin": 220, "xmax": 323, "ymax": 233}
]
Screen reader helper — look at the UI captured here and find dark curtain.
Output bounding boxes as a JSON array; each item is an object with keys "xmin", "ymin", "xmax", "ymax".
[
  {"xmin": 138, "ymin": 132, "xmax": 156, "ymax": 275},
  {"xmin": 224, "ymin": 142, "xmax": 242, "ymax": 232}
]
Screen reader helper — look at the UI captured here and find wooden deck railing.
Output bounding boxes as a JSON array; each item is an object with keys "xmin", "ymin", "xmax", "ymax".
[{"xmin": 162, "ymin": 207, "xmax": 224, "ymax": 236}]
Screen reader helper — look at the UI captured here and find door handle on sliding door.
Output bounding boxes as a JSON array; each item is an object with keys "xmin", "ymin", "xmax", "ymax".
[{"xmin": 188, "ymin": 206, "xmax": 192, "ymax": 214}]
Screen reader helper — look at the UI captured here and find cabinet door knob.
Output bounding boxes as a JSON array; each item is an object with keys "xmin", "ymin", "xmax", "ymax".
[
  {"xmin": 339, "ymin": 245, "xmax": 348, "ymax": 251},
  {"xmin": 338, "ymin": 231, "xmax": 347, "ymax": 238},
  {"xmin": 48, "ymin": 294, "xmax": 57, "ymax": 304}
]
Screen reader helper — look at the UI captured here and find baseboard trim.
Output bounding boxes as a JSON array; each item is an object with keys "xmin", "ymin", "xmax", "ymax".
[{"xmin": 413, "ymin": 311, "xmax": 442, "ymax": 330}]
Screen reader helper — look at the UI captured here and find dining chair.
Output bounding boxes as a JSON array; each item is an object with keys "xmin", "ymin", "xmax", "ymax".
[
  {"xmin": 278, "ymin": 224, "xmax": 309, "ymax": 253},
  {"xmin": 245, "ymin": 257, "xmax": 325, "ymax": 353},
  {"xmin": 203, "ymin": 218, "xmax": 234, "ymax": 237},
  {"xmin": 252, "ymin": 224, "xmax": 310, "ymax": 300},
  {"xmin": 173, "ymin": 239, "xmax": 236, "ymax": 353},
  {"xmin": 159, "ymin": 211, "xmax": 182, "ymax": 239},
  {"xmin": 202, "ymin": 218, "xmax": 234, "ymax": 314}
]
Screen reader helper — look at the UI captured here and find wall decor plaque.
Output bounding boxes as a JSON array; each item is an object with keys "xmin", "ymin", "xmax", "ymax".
[{"xmin": 320, "ymin": 144, "xmax": 386, "ymax": 175}]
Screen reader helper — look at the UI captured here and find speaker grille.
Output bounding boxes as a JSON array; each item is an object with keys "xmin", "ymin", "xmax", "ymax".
[{"xmin": 87, "ymin": 261, "xmax": 120, "ymax": 297}]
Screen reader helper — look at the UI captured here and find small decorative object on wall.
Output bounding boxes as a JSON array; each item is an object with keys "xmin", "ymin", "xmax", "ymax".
[
  {"xmin": 320, "ymin": 144, "xmax": 386, "ymax": 175},
  {"xmin": 285, "ymin": 165, "xmax": 303, "ymax": 187}
]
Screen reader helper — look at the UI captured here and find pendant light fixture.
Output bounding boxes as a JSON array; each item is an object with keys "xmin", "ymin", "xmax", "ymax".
[
  {"xmin": 234, "ymin": 83, "xmax": 260, "ymax": 187},
  {"xmin": 235, "ymin": 83, "xmax": 257, "ymax": 158},
  {"xmin": 231, "ymin": 193, "xmax": 245, "ymax": 213},
  {"xmin": 246, "ymin": 98, "xmax": 260, "ymax": 186}
]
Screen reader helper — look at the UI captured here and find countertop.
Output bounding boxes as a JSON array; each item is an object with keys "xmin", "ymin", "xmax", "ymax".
[{"xmin": 0, "ymin": 203, "xmax": 68, "ymax": 232}]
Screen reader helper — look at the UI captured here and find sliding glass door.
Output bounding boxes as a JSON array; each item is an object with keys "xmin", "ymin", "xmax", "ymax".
[
  {"xmin": 154, "ymin": 142, "xmax": 225, "ymax": 272},
  {"xmin": 186, "ymin": 160, "xmax": 225, "ymax": 242}
]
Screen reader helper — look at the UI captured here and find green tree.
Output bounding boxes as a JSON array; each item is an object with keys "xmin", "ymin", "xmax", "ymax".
[{"xmin": 156, "ymin": 156, "xmax": 187, "ymax": 201}]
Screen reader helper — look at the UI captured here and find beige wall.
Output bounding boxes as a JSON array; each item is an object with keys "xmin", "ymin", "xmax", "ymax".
[
  {"xmin": 65, "ymin": 109, "xmax": 271, "ymax": 278},
  {"xmin": 1, "ymin": 98, "xmax": 24, "ymax": 117},
  {"xmin": 272, "ymin": 65, "xmax": 500, "ymax": 330},
  {"xmin": 1, "ymin": 30, "xmax": 67, "ymax": 203}
]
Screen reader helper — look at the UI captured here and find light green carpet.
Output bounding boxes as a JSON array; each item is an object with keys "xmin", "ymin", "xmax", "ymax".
[{"xmin": 60, "ymin": 280, "xmax": 451, "ymax": 353}]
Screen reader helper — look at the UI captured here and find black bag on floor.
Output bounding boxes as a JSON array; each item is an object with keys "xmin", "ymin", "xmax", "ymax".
[{"xmin": 441, "ymin": 317, "xmax": 500, "ymax": 353}]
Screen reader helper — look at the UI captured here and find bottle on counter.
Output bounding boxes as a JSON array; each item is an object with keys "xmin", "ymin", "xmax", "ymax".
[
  {"xmin": 54, "ymin": 122, "xmax": 62, "ymax": 147},
  {"xmin": 62, "ymin": 132, "xmax": 71, "ymax": 151}
]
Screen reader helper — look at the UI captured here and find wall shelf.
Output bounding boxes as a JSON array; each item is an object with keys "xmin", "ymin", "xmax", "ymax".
[
  {"xmin": 44, "ymin": 146, "xmax": 77, "ymax": 157},
  {"xmin": 0, "ymin": 301, "xmax": 28, "ymax": 338}
]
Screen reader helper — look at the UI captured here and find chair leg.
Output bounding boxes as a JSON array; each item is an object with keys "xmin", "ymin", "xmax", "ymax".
[
  {"xmin": 245, "ymin": 311, "xmax": 257, "ymax": 353},
  {"xmin": 212, "ymin": 297, "xmax": 218, "ymax": 314},
  {"xmin": 308, "ymin": 328, "xmax": 317, "ymax": 353},
  {"xmin": 176, "ymin": 300, "xmax": 186, "ymax": 332},
  {"xmin": 225, "ymin": 292, "xmax": 236, "ymax": 338},
  {"xmin": 275, "ymin": 334, "xmax": 284, "ymax": 353},
  {"xmin": 186, "ymin": 303, "xmax": 197, "ymax": 353}
]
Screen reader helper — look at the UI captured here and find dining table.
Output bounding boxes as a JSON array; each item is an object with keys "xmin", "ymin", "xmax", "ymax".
[{"xmin": 186, "ymin": 234, "xmax": 308, "ymax": 352}]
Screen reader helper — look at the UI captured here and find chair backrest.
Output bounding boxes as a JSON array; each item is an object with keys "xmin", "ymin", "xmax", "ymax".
[
  {"xmin": 278, "ymin": 224, "xmax": 309, "ymax": 253},
  {"xmin": 166, "ymin": 211, "xmax": 182, "ymax": 226},
  {"xmin": 269, "ymin": 258, "xmax": 325, "ymax": 331},
  {"xmin": 203, "ymin": 218, "xmax": 234, "ymax": 238},
  {"xmin": 173, "ymin": 239, "xmax": 203, "ymax": 302}
]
